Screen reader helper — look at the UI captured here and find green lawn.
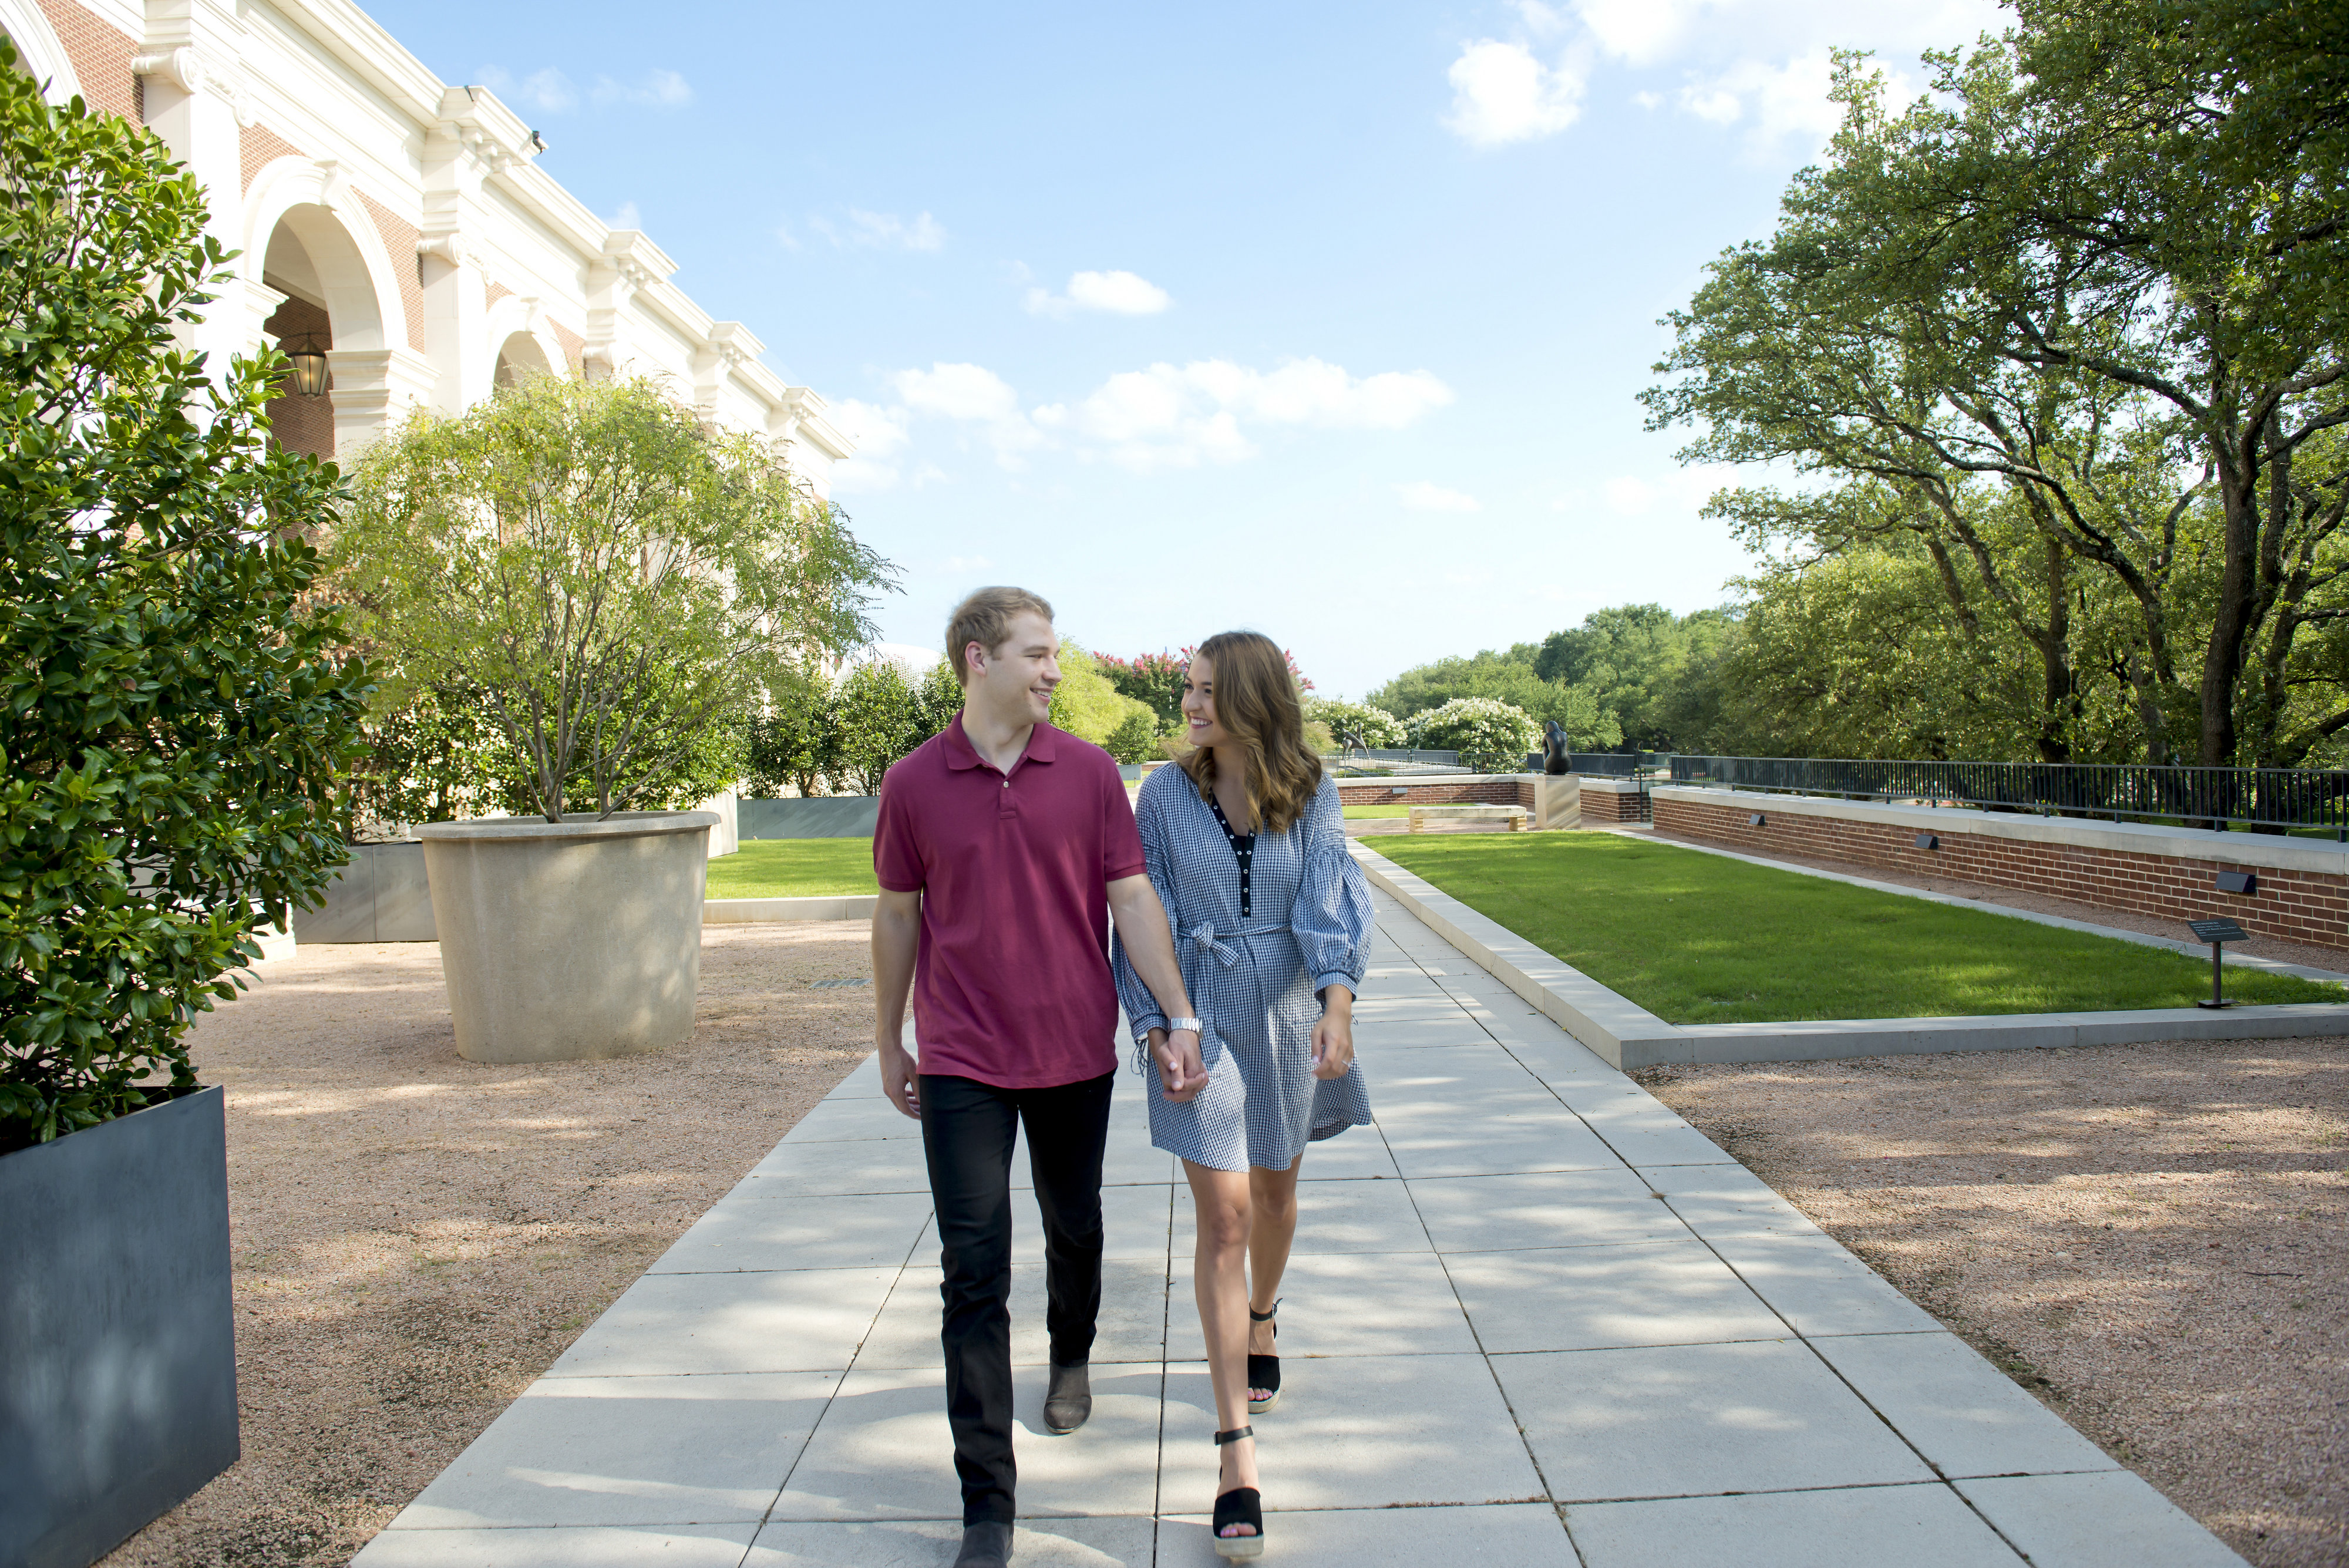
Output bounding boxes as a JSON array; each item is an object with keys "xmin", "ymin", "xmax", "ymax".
[
  {"xmin": 1344, "ymin": 804, "xmax": 1414, "ymax": 819},
  {"xmin": 705, "ymin": 838, "xmax": 879, "ymax": 899},
  {"xmin": 1375, "ymin": 833, "xmax": 2342, "ymax": 1024}
]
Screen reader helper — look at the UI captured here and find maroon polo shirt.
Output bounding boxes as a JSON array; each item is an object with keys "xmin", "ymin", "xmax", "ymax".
[{"xmin": 872, "ymin": 713, "xmax": 1145, "ymax": 1088}]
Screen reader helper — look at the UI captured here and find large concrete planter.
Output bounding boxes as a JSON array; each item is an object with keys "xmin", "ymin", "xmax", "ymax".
[
  {"xmin": 417, "ymin": 811, "xmax": 719, "ymax": 1064},
  {"xmin": 1, "ymin": 1088, "xmax": 239, "ymax": 1568}
]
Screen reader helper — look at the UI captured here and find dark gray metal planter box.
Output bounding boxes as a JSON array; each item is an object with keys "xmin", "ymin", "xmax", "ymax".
[
  {"xmin": 295, "ymin": 841, "xmax": 437, "ymax": 943},
  {"xmin": 0, "ymin": 1088, "xmax": 239, "ymax": 1568},
  {"xmin": 738, "ymin": 795, "xmax": 880, "ymax": 839}
]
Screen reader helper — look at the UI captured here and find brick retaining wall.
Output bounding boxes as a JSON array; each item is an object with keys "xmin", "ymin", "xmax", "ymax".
[
  {"xmin": 1335, "ymin": 778, "xmax": 1532, "ymax": 808},
  {"xmin": 1580, "ymin": 784, "xmax": 1647, "ymax": 823},
  {"xmin": 1654, "ymin": 793, "xmax": 2349, "ymax": 953}
]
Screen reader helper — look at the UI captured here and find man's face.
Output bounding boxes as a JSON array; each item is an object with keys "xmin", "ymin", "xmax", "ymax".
[{"xmin": 968, "ymin": 611, "xmax": 1060, "ymax": 725}]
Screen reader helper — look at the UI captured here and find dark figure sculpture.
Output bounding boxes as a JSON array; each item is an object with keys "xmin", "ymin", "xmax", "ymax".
[{"xmin": 1543, "ymin": 719, "xmax": 1571, "ymax": 775}]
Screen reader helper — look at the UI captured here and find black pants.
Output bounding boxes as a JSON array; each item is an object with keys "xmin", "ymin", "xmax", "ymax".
[{"xmin": 918, "ymin": 1069, "xmax": 1113, "ymax": 1527}]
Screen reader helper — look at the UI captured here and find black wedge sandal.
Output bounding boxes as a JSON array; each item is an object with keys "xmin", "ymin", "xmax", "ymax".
[
  {"xmin": 1212, "ymin": 1425, "xmax": 1264, "ymax": 1560},
  {"xmin": 1247, "ymin": 1300, "xmax": 1281, "ymax": 1414}
]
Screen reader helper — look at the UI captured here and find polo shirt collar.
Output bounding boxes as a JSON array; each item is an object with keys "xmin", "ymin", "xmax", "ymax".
[{"xmin": 943, "ymin": 712, "xmax": 1061, "ymax": 772}]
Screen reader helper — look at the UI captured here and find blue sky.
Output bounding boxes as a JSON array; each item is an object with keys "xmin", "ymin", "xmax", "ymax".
[{"xmin": 371, "ymin": 0, "xmax": 2005, "ymax": 698}]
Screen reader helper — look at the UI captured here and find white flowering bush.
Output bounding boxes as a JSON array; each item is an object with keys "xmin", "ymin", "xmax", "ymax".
[
  {"xmin": 1406, "ymin": 698, "xmax": 1542, "ymax": 773},
  {"xmin": 1307, "ymin": 698, "xmax": 1406, "ymax": 751}
]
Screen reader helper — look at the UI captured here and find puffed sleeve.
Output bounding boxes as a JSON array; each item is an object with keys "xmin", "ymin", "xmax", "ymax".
[
  {"xmin": 1291, "ymin": 777, "xmax": 1372, "ymax": 997},
  {"xmin": 1110, "ymin": 769, "xmax": 1182, "ymax": 1043}
]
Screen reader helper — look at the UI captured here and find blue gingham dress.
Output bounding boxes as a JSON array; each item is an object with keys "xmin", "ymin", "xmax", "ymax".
[{"xmin": 1112, "ymin": 766, "xmax": 1375, "ymax": 1172}]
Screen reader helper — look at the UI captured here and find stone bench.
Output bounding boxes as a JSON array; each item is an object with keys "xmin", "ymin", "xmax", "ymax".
[{"xmin": 1408, "ymin": 805, "xmax": 1529, "ymax": 832}]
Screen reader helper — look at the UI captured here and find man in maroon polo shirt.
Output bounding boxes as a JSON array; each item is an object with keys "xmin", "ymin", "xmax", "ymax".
[{"xmin": 871, "ymin": 586, "xmax": 1203, "ymax": 1568}]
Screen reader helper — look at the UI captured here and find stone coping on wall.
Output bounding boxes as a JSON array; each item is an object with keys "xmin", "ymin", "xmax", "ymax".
[
  {"xmin": 1334, "ymin": 771, "xmax": 1540, "ymax": 789},
  {"xmin": 1654, "ymin": 785, "xmax": 2349, "ymax": 874},
  {"xmin": 703, "ymin": 894, "xmax": 877, "ymax": 923},
  {"xmin": 1348, "ymin": 839, "xmax": 2349, "ymax": 1069}
]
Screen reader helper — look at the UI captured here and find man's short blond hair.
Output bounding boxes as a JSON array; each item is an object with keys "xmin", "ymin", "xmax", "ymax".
[{"xmin": 947, "ymin": 586, "xmax": 1055, "ymax": 685}]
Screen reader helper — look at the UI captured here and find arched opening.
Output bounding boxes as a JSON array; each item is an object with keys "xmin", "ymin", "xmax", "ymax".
[
  {"xmin": 494, "ymin": 330, "xmax": 555, "ymax": 389},
  {"xmin": 255, "ymin": 203, "xmax": 388, "ymax": 460},
  {"xmin": 0, "ymin": 1, "xmax": 83, "ymax": 107}
]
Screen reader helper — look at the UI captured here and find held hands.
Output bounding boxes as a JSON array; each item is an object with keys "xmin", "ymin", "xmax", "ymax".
[
  {"xmin": 1311, "ymin": 986, "xmax": 1355, "ymax": 1081},
  {"xmin": 1150, "ymin": 1027, "xmax": 1209, "ymax": 1102}
]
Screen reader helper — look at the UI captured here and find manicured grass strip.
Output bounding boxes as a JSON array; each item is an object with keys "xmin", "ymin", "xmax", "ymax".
[
  {"xmin": 1375, "ymin": 833, "xmax": 2343, "ymax": 1025},
  {"xmin": 705, "ymin": 837, "xmax": 878, "ymax": 899},
  {"xmin": 1344, "ymin": 805, "xmax": 1414, "ymax": 819}
]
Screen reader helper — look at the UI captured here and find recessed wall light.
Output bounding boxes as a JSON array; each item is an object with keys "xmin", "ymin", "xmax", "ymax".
[
  {"xmin": 1747, "ymin": 813, "xmax": 1765, "ymax": 827},
  {"xmin": 2216, "ymin": 870, "xmax": 2257, "ymax": 895},
  {"xmin": 1914, "ymin": 833, "xmax": 1939, "ymax": 850}
]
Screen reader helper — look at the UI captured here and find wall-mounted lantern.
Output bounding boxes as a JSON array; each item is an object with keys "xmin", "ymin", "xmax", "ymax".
[{"xmin": 283, "ymin": 333, "xmax": 331, "ymax": 399}]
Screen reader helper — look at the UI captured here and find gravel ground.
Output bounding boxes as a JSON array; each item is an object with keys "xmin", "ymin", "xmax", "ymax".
[
  {"xmin": 100, "ymin": 922, "xmax": 877, "ymax": 1568},
  {"xmin": 1634, "ymin": 1041, "xmax": 2349, "ymax": 1568}
]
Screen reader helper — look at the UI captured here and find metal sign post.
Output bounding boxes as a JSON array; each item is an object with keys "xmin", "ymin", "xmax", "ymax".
[{"xmin": 2186, "ymin": 917, "xmax": 2250, "ymax": 1009}]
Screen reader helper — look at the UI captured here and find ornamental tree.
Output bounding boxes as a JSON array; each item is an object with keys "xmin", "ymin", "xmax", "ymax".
[
  {"xmin": 335, "ymin": 374, "xmax": 894, "ymax": 820},
  {"xmin": 0, "ymin": 45, "xmax": 369, "ymax": 1149},
  {"xmin": 1307, "ymin": 698, "xmax": 1406, "ymax": 751},
  {"xmin": 1406, "ymin": 698, "xmax": 1543, "ymax": 773}
]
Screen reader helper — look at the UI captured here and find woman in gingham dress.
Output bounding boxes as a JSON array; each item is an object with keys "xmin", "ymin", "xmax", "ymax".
[{"xmin": 1111, "ymin": 631, "xmax": 1374, "ymax": 1560}]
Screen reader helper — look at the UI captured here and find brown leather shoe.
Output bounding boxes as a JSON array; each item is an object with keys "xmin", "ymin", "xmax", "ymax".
[{"xmin": 1042, "ymin": 1361, "xmax": 1091, "ymax": 1434}]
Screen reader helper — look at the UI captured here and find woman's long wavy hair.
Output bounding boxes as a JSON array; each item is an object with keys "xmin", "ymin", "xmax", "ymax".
[{"xmin": 1176, "ymin": 630, "xmax": 1323, "ymax": 835}]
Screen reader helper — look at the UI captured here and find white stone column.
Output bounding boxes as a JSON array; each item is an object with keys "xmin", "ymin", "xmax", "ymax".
[
  {"xmin": 416, "ymin": 231, "xmax": 489, "ymax": 412},
  {"xmin": 136, "ymin": 1, "xmax": 254, "ymax": 388},
  {"xmin": 325, "ymin": 347, "xmax": 437, "ymax": 462}
]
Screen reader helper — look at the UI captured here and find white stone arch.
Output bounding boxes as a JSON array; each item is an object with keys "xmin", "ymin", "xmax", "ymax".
[
  {"xmin": 484, "ymin": 294, "xmax": 570, "ymax": 388},
  {"xmin": 241, "ymin": 157, "xmax": 410, "ymax": 354},
  {"xmin": 0, "ymin": 0, "xmax": 82, "ymax": 106}
]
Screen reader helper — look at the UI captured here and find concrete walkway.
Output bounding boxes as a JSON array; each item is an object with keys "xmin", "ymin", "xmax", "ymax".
[{"xmin": 354, "ymin": 892, "xmax": 2244, "ymax": 1567}]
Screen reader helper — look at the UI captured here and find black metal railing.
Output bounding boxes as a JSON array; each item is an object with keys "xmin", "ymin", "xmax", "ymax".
[
  {"xmin": 1664, "ymin": 755, "xmax": 2349, "ymax": 836},
  {"xmin": 1564, "ymin": 752, "xmax": 1671, "ymax": 776}
]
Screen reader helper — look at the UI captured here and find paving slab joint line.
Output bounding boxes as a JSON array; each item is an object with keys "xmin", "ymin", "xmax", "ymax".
[
  {"xmin": 1370, "ymin": 1109, "xmax": 1589, "ymax": 1564},
  {"xmin": 1349, "ymin": 838, "xmax": 2349, "ymax": 1069},
  {"xmin": 753, "ymin": 1109, "xmax": 932, "ymax": 1533}
]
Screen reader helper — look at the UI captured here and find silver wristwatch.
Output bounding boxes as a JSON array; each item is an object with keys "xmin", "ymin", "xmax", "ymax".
[{"xmin": 1165, "ymin": 1017, "xmax": 1204, "ymax": 1035}]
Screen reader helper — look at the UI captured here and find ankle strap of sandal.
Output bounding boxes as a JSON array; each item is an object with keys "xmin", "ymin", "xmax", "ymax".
[
  {"xmin": 1214, "ymin": 1425, "xmax": 1254, "ymax": 1445},
  {"xmin": 1248, "ymin": 1298, "xmax": 1280, "ymax": 1323}
]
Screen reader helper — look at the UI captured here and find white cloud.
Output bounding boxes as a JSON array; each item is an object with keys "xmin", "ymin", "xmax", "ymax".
[
  {"xmin": 940, "ymin": 555, "xmax": 994, "ymax": 573},
  {"xmin": 1034, "ymin": 358, "xmax": 1455, "ymax": 472},
  {"xmin": 836, "ymin": 398, "xmax": 910, "ymax": 460},
  {"xmin": 893, "ymin": 364, "xmax": 1021, "ymax": 424},
  {"xmin": 1445, "ymin": 39, "xmax": 1585, "ymax": 146},
  {"xmin": 1395, "ymin": 481, "xmax": 1482, "ymax": 513},
  {"xmin": 1676, "ymin": 51, "xmax": 1852, "ymax": 154},
  {"xmin": 890, "ymin": 363, "xmax": 1041, "ymax": 467},
  {"xmin": 871, "ymin": 356, "xmax": 1454, "ymax": 477},
  {"xmin": 813, "ymin": 210, "xmax": 947, "ymax": 251},
  {"xmin": 1439, "ymin": 0, "xmax": 1998, "ymax": 154},
  {"xmin": 478, "ymin": 65, "xmax": 577, "ymax": 114},
  {"xmin": 1025, "ymin": 269, "xmax": 1173, "ymax": 318},
  {"xmin": 1598, "ymin": 464, "xmax": 1737, "ymax": 517},
  {"xmin": 480, "ymin": 65, "xmax": 693, "ymax": 115},
  {"xmin": 1603, "ymin": 476, "xmax": 1658, "ymax": 514},
  {"xmin": 609, "ymin": 200, "xmax": 642, "ymax": 231},
  {"xmin": 591, "ymin": 69, "xmax": 695, "ymax": 109}
]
